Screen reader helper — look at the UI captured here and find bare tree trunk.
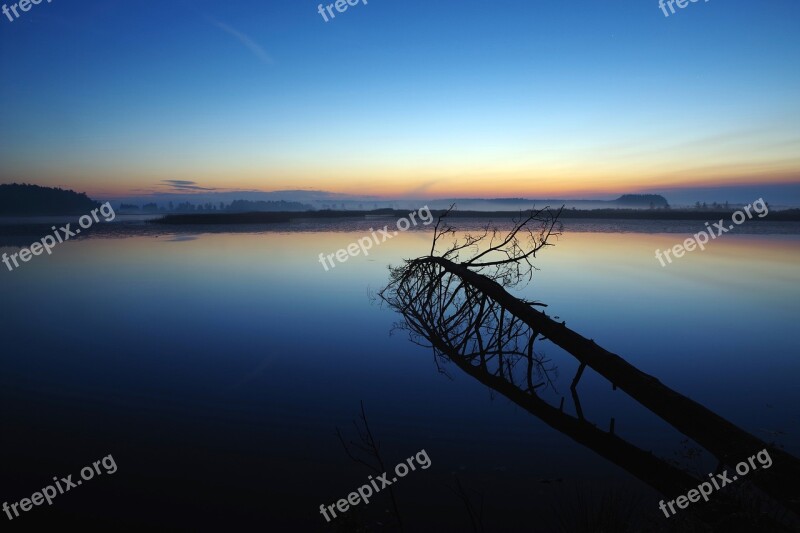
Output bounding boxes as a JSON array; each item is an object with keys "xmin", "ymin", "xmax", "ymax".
[{"xmin": 421, "ymin": 255, "xmax": 800, "ymax": 516}]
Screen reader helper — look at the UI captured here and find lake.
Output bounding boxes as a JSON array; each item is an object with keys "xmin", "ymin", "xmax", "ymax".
[{"xmin": 1, "ymin": 218, "xmax": 799, "ymax": 530}]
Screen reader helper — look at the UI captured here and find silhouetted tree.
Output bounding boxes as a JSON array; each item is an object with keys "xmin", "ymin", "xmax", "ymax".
[
  {"xmin": 379, "ymin": 205, "xmax": 800, "ymax": 522},
  {"xmin": 0, "ymin": 183, "xmax": 99, "ymax": 215}
]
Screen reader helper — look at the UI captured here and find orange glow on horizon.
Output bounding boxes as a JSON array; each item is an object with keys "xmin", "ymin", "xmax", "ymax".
[{"xmin": 72, "ymin": 167, "xmax": 800, "ymax": 200}]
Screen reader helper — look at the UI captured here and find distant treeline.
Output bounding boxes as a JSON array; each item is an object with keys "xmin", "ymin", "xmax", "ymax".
[
  {"xmin": 153, "ymin": 206, "xmax": 800, "ymax": 225},
  {"xmin": 431, "ymin": 206, "xmax": 800, "ymax": 221},
  {"xmin": 0, "ymin": 183, "xmax": 99, "ymax": 215},
  {"xmin": 126, "ymin": 194, "xmax": 672, "ymax": 213},
  {"xmin": 119, "ymin": 199, "xmax": 313, "ymax": 214},
  {"xmin": 154, "ymin": 209, "xmax": 374, "ymax": 225},
  {"xmin": 157, "ymin": 212, "xmax": 293, "ymax": 225},
  {"xmin": 553, "ymin": 207, "xmax": 800, "ymax": 220},
  {"xmin": 418, "ymin": 194, "xmax": 671, "ymax": 211}
]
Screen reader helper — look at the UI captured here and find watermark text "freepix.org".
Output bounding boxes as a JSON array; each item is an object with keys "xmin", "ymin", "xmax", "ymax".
[
  {"xmin": 655, "ymin": 198, "xmax": 767, "ymax": 267},
  {"xmin": 658, "ymin": 448, "xmax": 772, "ymax": 517},
  {"xmin": 2, "ymin": 0, "xmax": 53, "ymax": 23},
  {"xmin": 317, "ymin": 0, "xmax": 368, "ymax": 23},
  {"xmin": 2, "ymin": 202, "xmax": 116, "ymax": 273},
  {"xmin": 659, "ymin": 0, "xmax": 709, "ymax": 18},
  {"xmin": 319, "ymin": 449, "xmax": 431, "ymax": 523},
  {"xmin": 3, "ymin": 454, "xmax": 117, "ymax": 521},
  {"xmin": 318, "ymin": 206, "xmax": 433, "ymax": 271}
]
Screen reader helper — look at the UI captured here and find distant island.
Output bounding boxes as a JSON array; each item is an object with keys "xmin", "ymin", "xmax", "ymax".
[
  {"xmin": 615, "ymin": 194, "xmax": 669, "ymax": 208},
  {"xmin": 0, "ymin": 183, "xmax": 100, "ymax": 215}
]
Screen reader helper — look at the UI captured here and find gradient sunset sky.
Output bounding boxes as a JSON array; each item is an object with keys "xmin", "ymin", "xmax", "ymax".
[{"xmin": 1, "ymin": 0, "xmax": 798, "ymax": 199}]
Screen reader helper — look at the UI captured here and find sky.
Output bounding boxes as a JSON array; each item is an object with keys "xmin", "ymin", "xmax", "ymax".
[{"xmin": 1, "ymin": 0, "xmax": 799, "ymax": 201}]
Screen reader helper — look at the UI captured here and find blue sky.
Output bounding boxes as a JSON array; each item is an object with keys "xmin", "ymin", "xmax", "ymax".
[{"xmin": 1, "ymin": 0, "xmax": 799, "ymax": 200}]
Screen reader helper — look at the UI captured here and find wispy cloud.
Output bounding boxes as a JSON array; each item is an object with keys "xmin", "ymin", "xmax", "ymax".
[
  {"xmin": 161, "ymin": 180, "xmax": 217, "ymax": 191},
  {"xmin": 208, "ymin": 17, "xmax": 273, "ymax": 65}
]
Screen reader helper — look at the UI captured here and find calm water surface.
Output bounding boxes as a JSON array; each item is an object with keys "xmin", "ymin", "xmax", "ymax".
[{"xmin": 2, "ymin": 221, "xmax": 799, "ymax": 530}]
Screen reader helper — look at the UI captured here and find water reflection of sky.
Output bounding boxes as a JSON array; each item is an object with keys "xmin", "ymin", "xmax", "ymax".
[{"xmin": 1, "ymin": 229, "xmax": 798, "ymax": 528}]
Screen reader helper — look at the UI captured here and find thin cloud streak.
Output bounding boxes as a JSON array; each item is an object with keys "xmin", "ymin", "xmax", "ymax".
[
  {"xmin": 161, "ymin": 180, "xmax": 217, "ymax": 191},
  {"xmin": 208, "ymin": 17, "xmax": 274, "ymax": 65}
]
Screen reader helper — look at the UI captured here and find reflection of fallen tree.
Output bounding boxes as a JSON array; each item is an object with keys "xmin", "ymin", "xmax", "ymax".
[
  {"xmin": 336, "ymin": 401, "xmax": 403, "ymax": 530},
  {"xmin": 379, "ymin": 206, "xmax": 800, "ymax": 525},
  {"xmin": 392, "ymin": 299, "xmax": 791, "ymax": 529}
]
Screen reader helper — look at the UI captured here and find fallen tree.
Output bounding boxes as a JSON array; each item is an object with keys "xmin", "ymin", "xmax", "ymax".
[{"xmin": 379, "ymin": 206, "xmax": 800, "ymax": 520}]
